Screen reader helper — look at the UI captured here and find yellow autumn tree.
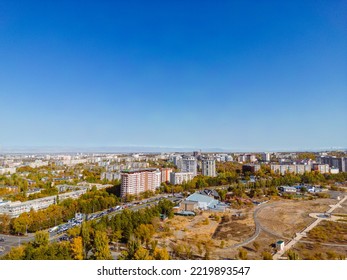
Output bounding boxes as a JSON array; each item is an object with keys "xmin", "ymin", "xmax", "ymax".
[{"xmin": 71, "ymin": 236, "xmax": 83, "ymax": 260}]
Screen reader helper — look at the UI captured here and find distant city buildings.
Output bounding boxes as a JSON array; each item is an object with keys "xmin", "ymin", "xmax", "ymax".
[
  {"xmin": 312, "ymin": 164, "xmax": 330, "ymax": 174},
  {"xmin": 0, "ymin": 167, "xmax": 16, "ymax": 175},
  {"xmin": 242, "ymin": 164, "xmax": 261, "ymax": 173},
  {"xmin": 238, "ymin": 154, "xmax": 257, "ymax": 163},
  {"xmin": 215, "ymin": 154, "xmax": 233, "ymax": 162},
  {"xmin": 101, "ymin": 172, "xmax": 121, "ymax": 181},
  {"xmin": 262, "ymin": 153, "xmax": 271, "ymax": 162},
  {"xmin": 270, "ymin": 164, "xmax": 311, "ymax": 175},
  {"xmin": 120, "ymin": 168, "xmax": 161, "ymax": 197},
  {"xmin": 317, "ymin": 156, "xmax": 346, "ymax": 172}
]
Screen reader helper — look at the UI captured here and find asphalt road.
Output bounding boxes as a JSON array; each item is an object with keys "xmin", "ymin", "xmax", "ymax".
[{"xmin": 0, "ymin": 195, "xmax": 179, "ymax": 257}]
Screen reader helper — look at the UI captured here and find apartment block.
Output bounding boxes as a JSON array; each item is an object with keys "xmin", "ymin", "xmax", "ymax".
[
  {"xmin": 120, "ymin": 169, "xmax": 161, "ymax": 197},
  {"xmin": 161, "ymin": 168, "xmax": 173, "ymax": 183},
  {"xmin": 170, "ymin": 172, "xmax": 194, "ymax": 185},
  {"xmin": 202, "ymin": 158, "xmax": 216, "ymax": 177}
]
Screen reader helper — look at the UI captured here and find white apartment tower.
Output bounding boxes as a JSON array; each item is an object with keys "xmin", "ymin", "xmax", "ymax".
[
  {"xmin": 262, "ymin": 153, "xmax": 271, "ymax": 162},
  {"xmin": 202, "ymin": 158, "xmax": 216, "ymax": 177},
  {"xmin": 181, "ymin": 156, "xmax": 197, "ymax": 176}
]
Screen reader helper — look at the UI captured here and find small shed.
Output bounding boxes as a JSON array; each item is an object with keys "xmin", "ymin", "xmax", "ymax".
[{"xmin": 276, "ymin": 240, "xmax": 285, "ymax": 251}]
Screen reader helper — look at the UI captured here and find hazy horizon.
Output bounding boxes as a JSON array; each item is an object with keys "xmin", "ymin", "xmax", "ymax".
[{"xmin": 0, "ymin": 144, "xmax": 346, "ymax": 154}]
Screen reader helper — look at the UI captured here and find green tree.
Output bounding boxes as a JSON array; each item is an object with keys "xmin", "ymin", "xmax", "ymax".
[
  {"xmin": 81, "ymin": 222, "xmax": 92, "ymax": 259},
  {"xmin": 0, "ymin": 214, "xmax": 11, "ymax": 234},
  {"xmin": 33, "ymin": 231, "xmax": 49, "ymax": 248},
  {"xmin": 136, "ymin": 224, "xmax": 155, "ymax": 246}
]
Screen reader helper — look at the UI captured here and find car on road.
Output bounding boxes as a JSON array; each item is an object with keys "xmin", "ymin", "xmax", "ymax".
[{"xmin": 0, "ymin": 237, "xmax": 5, "ymax": 242}]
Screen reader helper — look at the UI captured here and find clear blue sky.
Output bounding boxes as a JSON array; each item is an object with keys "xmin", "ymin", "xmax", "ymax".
[{"xmin": 0, "ymin": 0, "xmax": 346, "ymax": 151}]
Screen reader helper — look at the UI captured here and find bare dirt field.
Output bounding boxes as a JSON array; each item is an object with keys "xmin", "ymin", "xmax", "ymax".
[
  {"xmin": 153, "ymin": 197, "xmax": 345, "ymax": 259},
  {"xmin": 154, "ymin": 208, "xmax": 256, "ymax": 259},
  {"xmin": 291, "ymin": 241, "xmax": 347, "ymax": 260},
  {"xmin": 212, "ymin": 211, "xmax": 255, "ymax": 242},
  {"xmin": 332, "ymin": 198, "xmax": 347, "ymax": 216},
  {"xmin": 256, "ymin": 198, "xmax": 337, "ymax": 239},
  {"xmin": 213, "ymin": 231, "xmax": 277, "ymax": 260}
]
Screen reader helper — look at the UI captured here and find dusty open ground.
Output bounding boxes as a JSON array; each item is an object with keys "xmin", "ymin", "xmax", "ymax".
[
  {"xmin": 153, "ymin": 208, "xmax": 255, "ymax": 259},
  {"xmin": 153, "ymin": 197, "xmax": 346, "ymax": 259},
  {"xmin": 256, "ymin": 198, "xmax": 337, "ymax": 239}
]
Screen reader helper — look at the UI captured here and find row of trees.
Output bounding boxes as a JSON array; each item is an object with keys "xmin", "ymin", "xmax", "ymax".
[
  {"xmin": 2, "ymin": 199, "xmax": 175, "ymax": 260},
  {"xmin": 0, "ymin": 187, "xmax": 120, "ymax": 235}
]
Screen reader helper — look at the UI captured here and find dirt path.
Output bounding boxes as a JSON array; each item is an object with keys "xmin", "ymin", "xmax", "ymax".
[{"xmin": 273, "ymin": 195, "xmax": 347, "ymax": 260}]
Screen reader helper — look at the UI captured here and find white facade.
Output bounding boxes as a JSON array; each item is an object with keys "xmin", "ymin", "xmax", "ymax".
[
  {"xmin": 0, "ymin": 167, "xmax": 16, "ymax": 175},
  {"xmin": 101, "ymin": 172, "xmax": 121, "ymax": 181},
  {"xmin": 0, "ymin": 184, "xmax": 111, "ymax": 218},
  {"xmin": 330, "ymin": 168, "xmax": 339, "ymax": 174},
  {"xmin": 202, "ymin": 158, "xmax": 216, "ymax": 177},
  {"xmin": 170, "ymin": 172, "xmax": 194, "ymax": 185},
  {"xmin": 312, "ymin": 164, "xmax": 330, "ymax": 174},
  {"xmin": 181, "ymin": 156, "xmax": 197, "ymax": 176},
  {"xmin": 238, "ymin": 154, "xmax": 257, "ymax": 163},
  {"xmin": 262, "ymin": 153, "xmax": 271, "ymax": 162},
  {"xmin": 271, "ymin": 164, "xmax": 311, "ymax": 175}
]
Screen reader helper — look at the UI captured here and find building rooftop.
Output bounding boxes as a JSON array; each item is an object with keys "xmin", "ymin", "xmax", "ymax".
[
  {"xmin": 186, "ymin": 193, "xmax": 215, "ymax": 204},
  {"xmin": 121, "ymin": 168, "xmax": 158, "ymax": 174}
]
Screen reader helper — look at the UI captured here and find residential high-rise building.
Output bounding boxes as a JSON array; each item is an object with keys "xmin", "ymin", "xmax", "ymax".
[
  {"xmin": 100, "ymin": 172, "xmax": 121, "ymax": 181},
  {"xmin": 318, "ymin": 156, "xmax": 346, "ymax": 172},
  {"xmin": 171, "ymin": 155, "xmax": 183, "ymax": 169},
  {"xmin": 270, "ymin": 164, "xmax": 311, "ymax": 175},
  {"xmin": 238, "ymin": 154, "xmax": 257, "ymax": 163},
  {"xmin": 312, "ymin": 164, "xmax": 330, "ymax": 174},
  {"xmin": 202, "ymin": 158, "xmax": 216, "ymax": 177},
  {"xmin": 262, "ymin": 153, "xmax": 271, "ymax": 162},
  {"xmin": 120, "ymin": 168, "xmax": 161, "ymax": 197},
  {"xmin": 181, "ymin": 156, "xmax": 197, "ymax": 176},
  {"xmin": 161, "ymin": 168, "xmax": 173, "ymax": 183}
]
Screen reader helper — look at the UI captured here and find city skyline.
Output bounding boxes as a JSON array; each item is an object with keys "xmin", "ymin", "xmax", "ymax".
[{"xmin": 1, "ymin": 0, "xmax": 346, "ymax": 150}]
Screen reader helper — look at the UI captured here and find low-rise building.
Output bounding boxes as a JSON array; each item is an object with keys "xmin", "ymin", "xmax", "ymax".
[
  {"xmin": 185, "ymin": 193, "xmax": 219, "ymax": 210},
  {"xmin": 242, "ymin": 164, "xmax": 261, "ymax": 173},
  {"xmin": 279, "ymin": 186, "xmax": 297, "ymax": 193},
  {"xmin": 26, "ymin": 188, "xmax": 43, "ymax": 197},
  {"xmin": 271, "ymin": 164, "xmax": 311, "ymax": 175},
  {"xmin": 170, "ymin": 172, "xmax": 194, "ymax": 185},
  {"xmin": 312, "ymin": 164, "xmax": 330, "ymax": 174}
]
